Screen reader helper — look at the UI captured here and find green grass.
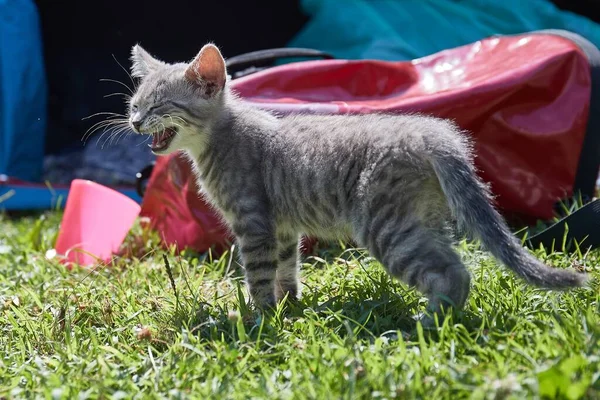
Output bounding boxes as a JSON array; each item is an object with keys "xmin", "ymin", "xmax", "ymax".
[{"xmin": 1, "ymin": 212, "xmax": 599, "ymax": 399}]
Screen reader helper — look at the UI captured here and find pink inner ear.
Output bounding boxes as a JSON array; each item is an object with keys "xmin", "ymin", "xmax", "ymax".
[{"xmin": 186, "ymin": 46, "xmax": 226, "ymax": 90}]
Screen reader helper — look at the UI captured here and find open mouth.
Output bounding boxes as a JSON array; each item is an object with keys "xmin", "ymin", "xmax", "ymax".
[{"xmin": 150, "ymin": 128, "xmax": 177, "ymax": 152}]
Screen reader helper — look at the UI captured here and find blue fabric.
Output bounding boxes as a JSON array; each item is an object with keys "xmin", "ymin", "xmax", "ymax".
[
  {"xmin": 0, "ymin": 0, "xmax": 47, "ymax": 181},
  {"xmin": 289, "ymin": 0, "xmax": 600, "ymax": 61},
  {"xmin": 0, "ymin": 185, "xmax": 142, "ymax": 211},
  {"xmin": 43, "ymin": 134, "xmax": 156, "ymax": 187}
]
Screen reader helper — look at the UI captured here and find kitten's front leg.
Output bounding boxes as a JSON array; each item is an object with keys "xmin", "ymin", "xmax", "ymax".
[
  {"xmin": 236, "ymin": 228, "xmax": 279, "ymax": 309},
  {"xmin": 276, "ymin": 234, "xmax": 301, "ymax": 302}
]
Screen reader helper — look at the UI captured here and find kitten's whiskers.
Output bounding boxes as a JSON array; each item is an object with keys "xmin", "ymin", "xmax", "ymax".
[
  {"xmin": 99, "ymin": 78, "xmax": 134, "ymax": 95},
  {"xmin": 112, "ymin": 54, "xmax": 138, "ymax": 92},
  {"xmin": 82, "ymin": 117, "xmax": 129, "ymax": 144},
  {"xmin": 103, "ymin": 92, "xmax": 132, "ymax": 100}
]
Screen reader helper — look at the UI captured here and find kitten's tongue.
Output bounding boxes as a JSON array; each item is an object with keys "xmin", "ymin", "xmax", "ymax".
[{"xmin": 151, "ymin": 128, "xmax": 175, "ymax": 150}]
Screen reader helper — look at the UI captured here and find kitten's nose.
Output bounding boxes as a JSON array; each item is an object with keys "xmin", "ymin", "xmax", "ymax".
[{"xmin": 131, "ymin": 111, "xmax": 143, "ymax": 132}]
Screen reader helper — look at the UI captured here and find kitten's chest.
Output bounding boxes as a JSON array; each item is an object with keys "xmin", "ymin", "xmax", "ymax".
[
  {"xmin": 191, "ymin": 159, "xmax": 235, "ymax": 219},
  {"xmin": 195, "ymin": 172, "xmax": 226, "ymax": 207},
  {"xmin": 195, "ymin": 177, "xmax": 238, "ymax": 226}
]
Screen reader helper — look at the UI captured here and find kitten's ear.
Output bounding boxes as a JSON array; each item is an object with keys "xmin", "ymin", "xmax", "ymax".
[
  {"xmin": 185, "ymin": 44, "xmax": 227, "ymax": 96},
  {"xmin": 130, "ymin": 44, "xmax": 164, "ymax": 78}
]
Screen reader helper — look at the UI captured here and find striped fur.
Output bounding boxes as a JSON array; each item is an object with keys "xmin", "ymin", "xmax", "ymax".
[{"xmin": 128, "ymin": 44, "xmax": 588, "ymax": 315}]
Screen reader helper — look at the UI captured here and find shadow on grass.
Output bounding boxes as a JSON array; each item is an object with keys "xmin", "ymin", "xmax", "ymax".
[{"xmin": 146, "ymin": 245, "xmax": 538, "ymax": 351}]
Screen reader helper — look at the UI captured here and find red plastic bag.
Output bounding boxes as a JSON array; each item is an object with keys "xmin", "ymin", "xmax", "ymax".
[
  {"xmin": 139, "ymin": 154, "xmax": 233, "ymax": 253},
  {"xmin": 139, "ymin": 31, "xmax": 600, "ymax": 254}
]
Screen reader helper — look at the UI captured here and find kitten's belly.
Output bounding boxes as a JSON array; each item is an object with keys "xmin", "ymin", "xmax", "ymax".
[
  {"xmin": 308, "ymin": 224, "xmax": 354, "ymax": 241},
  {"xmin": 278, "ymin": 216, "xmax": 353, "ymax": 241}
]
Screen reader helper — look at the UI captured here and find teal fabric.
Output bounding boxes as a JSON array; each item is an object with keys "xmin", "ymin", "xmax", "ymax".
[
  {"xmin": 0, "ymin": 0, "xmax": 47, "ymax": 181},
  {"xmin": 288, "ymin": 0, "xmax": 600, "ymax": 60}
]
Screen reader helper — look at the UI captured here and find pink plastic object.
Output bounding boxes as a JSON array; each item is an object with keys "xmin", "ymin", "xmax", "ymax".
[{"xmin": 55, "ymin": 179, "xmax": 141, "ymax": 266}]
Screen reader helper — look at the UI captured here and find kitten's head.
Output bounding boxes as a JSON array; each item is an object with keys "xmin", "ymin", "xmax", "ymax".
[{"xmin": 128, "ymin": 43, "xmax": 227, "ymax": 155}]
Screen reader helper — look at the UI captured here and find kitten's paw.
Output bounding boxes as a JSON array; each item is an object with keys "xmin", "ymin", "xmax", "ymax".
[
  {"xmin": 413, "ymin": 311, "xmax": 441, "ymax": 330},
  {"xmin": 251, "ymin": 294, "xmax": 277, "ymax": 313},
  {"xmin": 275, "ymin": 289, "xmax": 300, "ymax": 303},
  {"xmin": 275, "ymin": 281, "xmax": 301, "ymax": 303}
]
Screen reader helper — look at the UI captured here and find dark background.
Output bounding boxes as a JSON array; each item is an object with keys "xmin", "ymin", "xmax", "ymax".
[
  {"xmin": 33, "ymin": 0, "xmax": 596, "ymax": 155},
  {"xmin": 34, "ymin": 0, "xmax": 308, "ymax": 155}
]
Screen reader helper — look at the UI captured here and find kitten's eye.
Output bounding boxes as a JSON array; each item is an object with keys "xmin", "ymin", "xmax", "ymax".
[{"xmin": 131, "ymin": 104, "xmax": 139, "ymax": 112}]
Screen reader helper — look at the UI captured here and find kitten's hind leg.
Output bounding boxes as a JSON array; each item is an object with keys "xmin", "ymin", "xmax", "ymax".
[
  {"xmin": 275, "ymin": 234, "xmax": 301, "ymax": 302},
  {"xmin": 358, "ymin": 215, "xmax": 471, "ymax": 321}
]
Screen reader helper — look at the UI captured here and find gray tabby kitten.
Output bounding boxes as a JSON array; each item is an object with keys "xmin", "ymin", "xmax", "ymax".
[{"xmin": 127, "ymin": 43, "xmax": 587, "ymax": 317}]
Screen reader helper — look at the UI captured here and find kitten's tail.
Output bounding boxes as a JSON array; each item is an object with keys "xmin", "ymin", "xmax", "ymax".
[{"xmin": 429, "ymin": 146, "xmax": 588, "ymax": 290}]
